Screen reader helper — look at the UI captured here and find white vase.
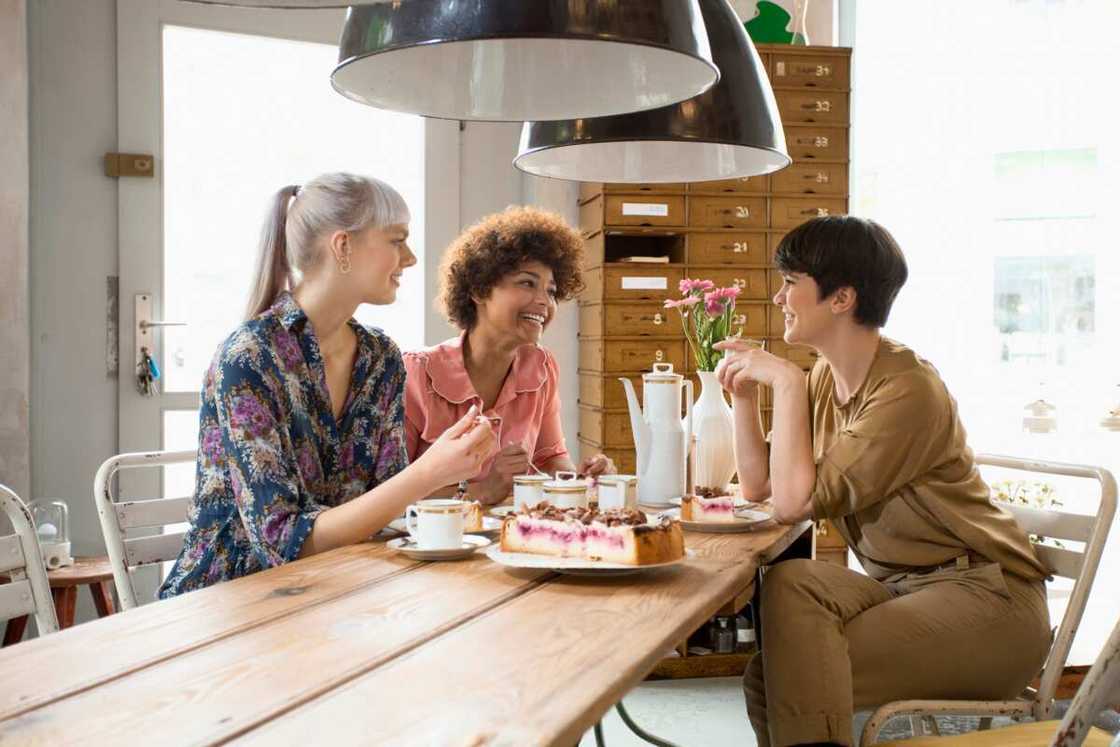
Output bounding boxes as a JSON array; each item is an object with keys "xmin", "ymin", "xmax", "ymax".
[{"xmin": 685, "ymin": 371, "xmax": 737, "ymax": 492}]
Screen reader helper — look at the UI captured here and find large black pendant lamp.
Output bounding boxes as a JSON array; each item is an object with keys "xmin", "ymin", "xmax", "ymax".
[
  {"xmin": 515, "ymin": 0, "xmax": 789, "ymax": 182},
  {"xmin": 181, "ymin": 1, "xmax": 385, "ymax": 6},
  {"xmin": 330, "ymin": 1, "xmax": 720, "ymax": 122}
]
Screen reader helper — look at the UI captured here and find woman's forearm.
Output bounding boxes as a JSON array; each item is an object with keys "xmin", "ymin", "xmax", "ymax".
[
  {"xmin": 299, "ymin": 465, "xmax": 439, "ymax": 557},
  {"xmin": 730, "ymin": 391, "xmax": 771, "ymax": 501},
  {"xmin": 768, "ymin": 368, "xmax": 816, "ymax": 523}
]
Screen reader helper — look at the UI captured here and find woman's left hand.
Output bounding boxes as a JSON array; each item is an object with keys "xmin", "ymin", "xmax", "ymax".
[
  {"xmin": 578, "ymin": 453, "xmax": 615, "ymax": 477},
  {"xmin": 713, "ymin": 339, "xmax": 800, "ymax": 392}
]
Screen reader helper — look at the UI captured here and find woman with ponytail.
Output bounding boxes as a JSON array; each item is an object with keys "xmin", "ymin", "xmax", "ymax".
[{"xmin": 159, "ymin": 173, "xmax": 497, "ymax": 597}]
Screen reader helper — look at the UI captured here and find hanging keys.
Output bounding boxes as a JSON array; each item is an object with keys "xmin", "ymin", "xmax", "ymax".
[{"xmin": 136, "ymin": 346, "xmax": 160, "ymax": 397}]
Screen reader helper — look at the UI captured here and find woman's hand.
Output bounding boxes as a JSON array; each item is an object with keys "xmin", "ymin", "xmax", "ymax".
[
  {"xmin": 414, "ymin": 406, "xmax": 498, "ymax": 490},
  {"xmin": 577, "ymin": 453, "xmax": 615, "ymax": 478},
  {"xmin": 713, "ymin": 339, "xmax": 800, "ymax": 397},
  {"xmin": 474, "ymin": 443, "xmax": 531, "ymax": 505}
]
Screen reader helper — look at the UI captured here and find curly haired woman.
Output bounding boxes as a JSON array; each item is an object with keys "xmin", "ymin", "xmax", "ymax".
[{"xmin": 404, "ymin": 206, "xmax": 615, "ymax": 504}]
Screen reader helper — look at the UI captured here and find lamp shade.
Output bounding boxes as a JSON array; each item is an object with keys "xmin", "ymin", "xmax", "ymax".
[
  {"xmin": 179, "ymin": 0, "xmax": 390, "ymax": 6},
  {"xmin": 515, "ymin": 0, "xmax": 789, "ymax": 182},
  {"xmin": 331, "ymin": 0, "xmax": 719, "ymax": 122}
]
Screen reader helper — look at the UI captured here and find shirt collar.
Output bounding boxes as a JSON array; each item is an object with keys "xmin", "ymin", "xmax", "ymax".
[
  {"xmin": 424, "ymin": 332, "xmax": 549, "ymax": 406},
  {"xmin": 272, "ymin": 291, "xmax": 306, "ymax": 330}
]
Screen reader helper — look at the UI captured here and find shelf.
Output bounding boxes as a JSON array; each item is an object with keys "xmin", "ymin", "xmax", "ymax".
[{"xmin": 647, "ymin": 651, "xmax": 755, "ymax": 680}]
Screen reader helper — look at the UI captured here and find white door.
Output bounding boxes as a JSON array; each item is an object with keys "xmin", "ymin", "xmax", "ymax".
[{"xmin": 115, "ymin": 0, "xmax": 459, "ymax": 594}]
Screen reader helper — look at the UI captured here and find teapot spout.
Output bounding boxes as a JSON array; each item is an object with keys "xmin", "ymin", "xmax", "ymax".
[{"xmin": 619, "ymin": 377, "xmax": 651, "ymax": 473}]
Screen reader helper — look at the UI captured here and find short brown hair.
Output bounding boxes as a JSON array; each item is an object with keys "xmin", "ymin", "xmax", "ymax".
[
  {"xmin": 775, "ymin": 215, "xmax": 908, "ymax": 328},
  {"xmin": 438, "ymin": 206, "xmax": 585, "ymax": 330}
]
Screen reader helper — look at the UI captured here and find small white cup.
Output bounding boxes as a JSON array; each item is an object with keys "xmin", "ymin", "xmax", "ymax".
[
  {"xmin": 597, "ymin": 475, "xmax": 638, "ymax": 510},
  {"xmin": 543, "ymin": 471, "xmax": 588, "ymax": 509},
  {"xmin": 513, "ymin": 474, "xmax": 550, "ymax": 510},
  {"xmin": 405, "ymin": 499, "xmax": 466, "ymax": 550}
]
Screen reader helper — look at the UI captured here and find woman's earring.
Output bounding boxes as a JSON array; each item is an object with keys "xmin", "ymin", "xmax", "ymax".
[{"xmin": 338, "ymin": 251, "xmax": 352, "ymax": 275}]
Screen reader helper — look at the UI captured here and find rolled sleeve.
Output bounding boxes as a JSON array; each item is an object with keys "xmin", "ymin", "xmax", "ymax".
[
  {"xmin": 214, "ymin": 353, "xmax": 324, "ymax": 566},
  {"xmin": 811, "ymin": 371, "xmax": 949, "ymax": 520}
]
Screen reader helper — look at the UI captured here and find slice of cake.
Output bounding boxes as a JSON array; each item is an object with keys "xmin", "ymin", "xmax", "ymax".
[
  {"xmin": 463, "ymin": 500, "xmax": 484, "ymax": 533},
  {"xmin": 680, "ymin": 487, "xmax": 736, "ymax": 523},
  {"xmin": 500, "ymin": 503, "xmax": 684, "ymax": 565}
]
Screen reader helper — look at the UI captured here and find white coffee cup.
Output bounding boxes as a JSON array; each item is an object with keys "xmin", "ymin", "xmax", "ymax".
[
  {"xmin": 597, "ymin": 474, "xmax": 638, "ymax": 511},
  {"xmin": 405, "ymin": 499, "xmax": 466, "ymax": 550},
  {"xmin": 543, "ymin": 471, "xmax": 588, "ymax": 509},
  {"xmin": 513, "ymin": 474, "xmax": 550, "ymax": 509}
]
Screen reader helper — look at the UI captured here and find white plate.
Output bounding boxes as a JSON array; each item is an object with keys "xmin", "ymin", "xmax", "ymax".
[
  {"xmin": 485, "ymin": 546, "xmax": 694, "ymax": 576},
  {"xmin": 389, "ymin": 516, "xmax": 502, "ymax": 538},
  {"xmin": 387, "ymin": 534, "xmax": 491, "ymax": 561},
  {"xmin": 667, "ymin": 495, "xmax": 753, "ymax": 509},
  {"xmin": 486, "ymin": 504, "xmax": 517, "ymax": 518},
  {"xmin": 659, "ymin": 507, "xmax": 774, "ymax": 533}
]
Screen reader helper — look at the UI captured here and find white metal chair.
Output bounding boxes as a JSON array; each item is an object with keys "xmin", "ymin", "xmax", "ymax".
[
  {"xmin": 861, "ymin": 454, "xmax": 1118, "ymax": 746},
  {"xmin": 0, "ymin": 484, "xmax": 59, "ymax": 638},
  {"xmin": 93, "ymin": 449, "xmax": 197, "ymax": 610}
]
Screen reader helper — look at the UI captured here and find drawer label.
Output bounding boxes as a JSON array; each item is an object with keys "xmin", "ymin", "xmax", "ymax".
[
  {"xmin": 621, "ymin": 202, "xmax": 669, "ymax": 217},
  {"xmin": 621, "ymin": 276, "xmax": 668, "ymax": 290}
]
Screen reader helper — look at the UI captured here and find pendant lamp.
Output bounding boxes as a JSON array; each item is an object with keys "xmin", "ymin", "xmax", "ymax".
[
  {"xmin": 180, "ymin": 1, "xmax": 387, "ymax": 6},
  {"xmin": 515, "ymin": 0, "xmax": 789, "ymax": 182},
  {"xmin": 331, "ymin": 0, "xmax": 719, "ymax": 122}
]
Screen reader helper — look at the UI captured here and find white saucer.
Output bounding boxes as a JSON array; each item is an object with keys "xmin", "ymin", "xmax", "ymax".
[
  {"xmin": 668, "ymin": 495, "xmax": 753, "ymax": 509},
  {"xmin": 389, "ymin": 516, "xmax": 502, "ymax": 538},
  {"xmin": 660, "ymin": 507, "xmax": 774, "ymax": 533},
  {"xmin": 387, "ymin": 534, "xmax": 491, "ymax": 561}
]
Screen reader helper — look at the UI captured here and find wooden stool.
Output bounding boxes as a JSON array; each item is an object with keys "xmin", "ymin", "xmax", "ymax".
[{"xmin": 2, "ymin": 557, "xmax": 116, "ymax": 645}]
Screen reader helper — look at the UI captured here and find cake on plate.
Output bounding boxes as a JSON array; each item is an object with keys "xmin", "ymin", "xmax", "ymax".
[
  {"xmin": 500, "ymin": 503, "xmax": 684, "ymax": 565},
  {"xmin": 463, "ymin": 500, "xmax": 484, "ymax": 533},
  {"xmin": 680, "ymin": 487, "xmax": 736, "ymax": 523}
]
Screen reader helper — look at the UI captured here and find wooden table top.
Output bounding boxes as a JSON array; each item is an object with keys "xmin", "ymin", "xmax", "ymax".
[{"xmin": 0, "ymin": 521, "xmax": 807, "ymax": 746}]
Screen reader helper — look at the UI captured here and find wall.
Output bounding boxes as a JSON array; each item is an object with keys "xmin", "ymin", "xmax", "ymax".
[{"xmin": 0, "ymin": 0, "xmax": 31, "ymax": 510}]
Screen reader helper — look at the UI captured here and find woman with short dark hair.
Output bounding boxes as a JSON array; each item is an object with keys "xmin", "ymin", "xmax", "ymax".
[
  {"xmin": 404, "ymin": 206, "xmax": 615, "ymax": 504},
  {"xmin": 716, "ymin": 216, "xmax": 1050, "ymax": 747}
]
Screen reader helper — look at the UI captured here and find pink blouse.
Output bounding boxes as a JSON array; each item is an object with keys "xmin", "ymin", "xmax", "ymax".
[{"xmin": 403, "ymin": 335, "xmax": 569, "ymax": 473}]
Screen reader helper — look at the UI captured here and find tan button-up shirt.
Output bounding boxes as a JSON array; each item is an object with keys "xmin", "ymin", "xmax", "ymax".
[{"xmin": 808, "ymin": 337, "xmax": 1047, "ymax": 583}]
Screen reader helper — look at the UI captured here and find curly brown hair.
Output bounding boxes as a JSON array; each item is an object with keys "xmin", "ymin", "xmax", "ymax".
[{"xmin": 438, "ymin": 205, "xmax": 585, "ymax": 330}]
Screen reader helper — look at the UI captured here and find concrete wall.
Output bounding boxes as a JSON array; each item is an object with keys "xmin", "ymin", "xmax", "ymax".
[{"xmin": 0, "ymin": 0, "xmax": 31, "ymax": 511}]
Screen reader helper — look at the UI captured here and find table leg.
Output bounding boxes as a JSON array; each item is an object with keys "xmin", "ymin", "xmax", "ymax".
[
  {"xmin": 90, "ymin": 581, "xmax": 116, "ymax": 618},
  {"xmin": 3, "ymin": 616, "xmax": 29, "ymax": 646},
  {"xmin": 52, "ymin": 586, "xmax": 78, "ymax": 628}
]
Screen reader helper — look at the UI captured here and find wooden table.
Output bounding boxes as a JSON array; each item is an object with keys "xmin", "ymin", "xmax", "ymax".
[
  {"xmin": 2, "ymin": 556, "xmax": 116, "ymax": 646},
  {"xmin": 0, "ymin": 522, "xmax": 808, "ymax": 746}
]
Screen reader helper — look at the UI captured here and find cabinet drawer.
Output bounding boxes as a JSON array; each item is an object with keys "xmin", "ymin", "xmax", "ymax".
[
  {"xmin": 770, "ymin": 163, "xmax": 848, "ymax": 195},
  {"xmin": 580, "ymin": 303, "xmax": 680, "ymax": 338},
  {"xmin": 769, "ymin": 303, "xmax": 786, "ymax": 335},
  {"xmin": 580, "ymin": 405, "xmax": 634, "ymax": 448},
  {"xmin": 581, "ymin": 265, "xmax": 685, "ymax": 302},
  {"xmin": 580, "ymin": 374, "xmax": 645, "ymax": 410},
  {"xmin": 688, "ymin": 175, "xmax": 769, "ymax": 194},
  {"xmin": 770, "ymin": 52, "xmax": 850, "ymax": 90},
  {"xmin": 698, "ymin": 268, "xmax": 770, "ymax": 301},
  {"xmin": 784, "ymin": 125, "xmax": 848, "ymax": 161},
  {"xmin": 579, "ymin": 338, "xmax": 687, "ymax": 373},
  {"xmin": 726, "ymin": 302, "xmax": 770, "ymax": 338},
  {"xmin": 774, "ymin": 89, "xmax": 849, "ymax": 125},
  {"xmin": 605, "ymin": 195, "xmax": 686, "ymax": 227},
  {"xmin": 771, "ymin": 197, "xmax": 847, "ymax": 229},
  {"xmin": 688, "ymin": 232, "xmax": 769, "ymax": 266},
  {"xmin": 767, "ymin": 339, "xmax": 819, "ymax": 370},
  {"xmin": 687, "ymin": 196, "xmax": 767, "ymax": 229},
  {"xmin": 578, "ymin": 438, "xmax": 636, "ymax": 476},
  {"xmin": 815, "ymin": 519, "xmax": 848, "ymax": 549},
  {"xmin": 604, "ymin": 182, "xmax": 685, "ymax": 194}
]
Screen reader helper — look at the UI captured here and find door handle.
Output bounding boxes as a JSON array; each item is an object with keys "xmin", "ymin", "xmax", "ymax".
[{"xmin": 135, "ymin": 293, "xmax": 187, "ymax": 394}]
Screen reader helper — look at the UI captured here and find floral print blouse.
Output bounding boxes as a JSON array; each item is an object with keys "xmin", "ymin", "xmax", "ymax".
[{"xmin": 159, "ymin": 292, "xmax": 408, "ymax": 598}]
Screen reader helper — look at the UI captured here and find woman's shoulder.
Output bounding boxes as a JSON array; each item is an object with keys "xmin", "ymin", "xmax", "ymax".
[
  {"xmin": 354, "ymin": 323, "xmax": 403, "ymax": 365},
  {"xmin": 868, "ymin": 338, "xmax": 951, "ymax": 405}
]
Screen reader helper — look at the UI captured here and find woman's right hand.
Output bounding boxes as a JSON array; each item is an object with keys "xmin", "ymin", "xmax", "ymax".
[{"xmin": 414, "ymin": 405, "xmax": 498, "ymax": 489}]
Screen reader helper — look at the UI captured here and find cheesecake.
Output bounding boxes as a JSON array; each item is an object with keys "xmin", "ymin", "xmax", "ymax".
[
  {"xmin": 500, "ymin": 503, "xmax": 684, "ymax": 565},
  {"xmin": 680, "ymin": 487, "xmax": 737, "ymax": 523}
]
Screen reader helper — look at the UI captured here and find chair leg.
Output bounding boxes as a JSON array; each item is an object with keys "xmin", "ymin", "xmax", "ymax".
[
  {"xmin": 90, "ymin": 581, "xmax": 116, "ymax": 618},
  {"xmin": 615, "ymin": 701, "xmax": 680, "ymax": 747},
  {"xmin": 593, "ymin": 720, "xmax": 605, "ymax": 747},
  {"xmin": 3, "ymin": 616, "xmax": 29, "ymax": 646}
]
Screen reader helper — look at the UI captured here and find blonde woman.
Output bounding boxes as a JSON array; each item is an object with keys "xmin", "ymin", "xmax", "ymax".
[{"xmin": 160, "ymin": 173, "xmax": 496, "ymax": 597}]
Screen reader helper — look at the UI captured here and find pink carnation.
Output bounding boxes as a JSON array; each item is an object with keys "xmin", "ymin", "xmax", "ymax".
[
  {"xmin": 679, "ymin": 278, "xmax": 715, "ymax": 295},
  {"xmin": 664, "ymin": 296, "xmax": 701, "ymax": 309},
  {"xmin": 704, "ymin": 297, "xmax": 726, "ymax": 315}
]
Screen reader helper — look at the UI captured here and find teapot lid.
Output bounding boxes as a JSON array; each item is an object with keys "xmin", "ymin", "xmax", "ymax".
[{"xmin": 643, "ymin": 362, "xmax": 681, "ymax": 383}]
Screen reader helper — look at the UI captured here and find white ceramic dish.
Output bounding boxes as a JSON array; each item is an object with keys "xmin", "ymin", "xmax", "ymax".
[
  {"xmin": 667, "ymin": 495, "xmax": 754, "ymax": 509},
  {"xmin": 387, "ymin": 534, "xmax": 491, "ymax": 561},
  {"xmin": 659, "ymin": 507, "xmax": 773, "ymax": 533},
  {"xmin": 484, "ymin": 546, "xmax": 694, "ymax": 576}
]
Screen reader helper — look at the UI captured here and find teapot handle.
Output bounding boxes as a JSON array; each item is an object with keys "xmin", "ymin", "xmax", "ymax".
[{"xmin": 682, "ymin": 377, "xmax": 694, "ymax": 495}]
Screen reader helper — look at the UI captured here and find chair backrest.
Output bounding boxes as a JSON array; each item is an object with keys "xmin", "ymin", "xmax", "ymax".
[
  {"xmin": 1053, "ymin": 613, "xmax": 1120, "ymax": 747},
  {"xmin": 976, "ymin": 454, "xmax": 1117, "ymax": 720},
  {"xmin": 0, "ymin": 485, "xmax": 59, "ymax": 637},
  {"xmin": 93, "ymin": 450, "xmax": 197, "ymax": 610}
]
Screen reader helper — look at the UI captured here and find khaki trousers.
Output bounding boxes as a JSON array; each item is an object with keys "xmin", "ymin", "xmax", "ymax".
[{"xmin": 743, "ymin": 558, "xmax": 1051, "ymax": 747}]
